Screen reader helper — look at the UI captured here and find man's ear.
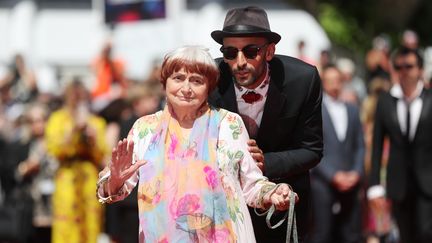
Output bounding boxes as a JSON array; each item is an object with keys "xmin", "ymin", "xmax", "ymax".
[{"xmin": 265, "ymin": 43, "xmax": 276, "ymax": 61}]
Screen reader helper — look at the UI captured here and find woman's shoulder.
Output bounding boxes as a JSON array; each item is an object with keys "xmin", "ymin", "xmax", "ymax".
[
  {"xmin": 49, "ymin": 108, "xmax": 67, "ymax": 117},
  {"xmin": 46, "ymin": 108, "xmax": 70, "ymax": 124},
  {"xmin": 219, "ymin": 108, "xmax": 242, "ymax": 123},
  {"xmin": 211, "ymin": 107, "xmax": 241, "ymax": 121},
  {"xmin": 211, "ymin": 107, "xmax": 244, "ymax": 132},
  {"xmin": 132, "ymin": 111, "xmax": 162, "ymax": 131}
]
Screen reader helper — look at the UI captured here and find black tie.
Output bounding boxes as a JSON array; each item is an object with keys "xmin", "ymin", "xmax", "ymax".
[{"xmin": 405, "ymin": 100, "xmax": 411, "ymax": 142}]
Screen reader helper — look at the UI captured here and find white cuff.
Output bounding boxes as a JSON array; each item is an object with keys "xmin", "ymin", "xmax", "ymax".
[
  {"xmin": 367, "ymin": 185, "xmax": 386, "ymax": 199},
  {"xmin": 96, "ymin": 172, "xmax": 125, "ymax": 204}
]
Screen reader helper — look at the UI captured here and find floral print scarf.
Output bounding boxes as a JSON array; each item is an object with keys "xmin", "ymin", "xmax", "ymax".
[{"xmin": 137, "ymin": 105, "xmax": 235, "ymax": 242}]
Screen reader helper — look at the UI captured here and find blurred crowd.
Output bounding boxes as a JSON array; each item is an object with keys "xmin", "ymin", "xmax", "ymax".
[
  {"xmin": 0, "ymin": 40, "xmax": 165, "ymax": 243},
  {"xmin": 0, "ymin": 28, "xmax": 431, "ymax": 243}
]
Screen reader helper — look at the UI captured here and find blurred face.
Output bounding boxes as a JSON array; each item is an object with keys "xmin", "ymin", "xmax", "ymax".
[
  {"xmin": 322, "ymin": 67, "xmax": 343, "ymax": 99},
  {"xmin": 28, "ymin": 109, "xmax": 46, "ymax": 137},
  {"xmin": 394, "ymin": 53, "xmax": 422, "ymax": 89},
  {"xmin": 65, "ymin": 84, "xmax": 88, "ymax": 109},
  {"xmin": 222, "ymin": 37, "xmax": 275, "ymax": 89},
  {"xmin": 134, "ymin": 96, "xmax": 160, "ymax": 116},
  {"xmin": 165, "ymin": 68, "xmax": 209, "ymax": 112}
]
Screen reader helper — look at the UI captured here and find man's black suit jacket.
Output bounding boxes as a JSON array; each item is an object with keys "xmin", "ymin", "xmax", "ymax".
[
  {"xmin": 209, "ymin": 55, "xmax": 323, "ymax": 242},
  {"xmin": 370, "ymin": 88, "xmax": 432, "ymax": 201}
]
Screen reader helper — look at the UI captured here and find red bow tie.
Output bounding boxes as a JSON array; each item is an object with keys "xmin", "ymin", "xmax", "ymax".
[{"xmin": 241, "ymin": 91, "xmax": 263, "ymax": 104}]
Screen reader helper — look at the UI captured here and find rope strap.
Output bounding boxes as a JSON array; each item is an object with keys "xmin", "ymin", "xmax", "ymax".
[{"xmin": 265, "ymin": 191, "xmax": 298, "ymax": 243}]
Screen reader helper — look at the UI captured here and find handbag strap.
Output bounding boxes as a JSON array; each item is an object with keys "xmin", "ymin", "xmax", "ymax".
[{"xmin": 265, "ymin": 192, "xmax": 298, "ymax": 243}]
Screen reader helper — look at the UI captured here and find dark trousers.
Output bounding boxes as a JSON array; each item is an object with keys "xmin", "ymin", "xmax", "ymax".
[
  {"xmin": 392, "ymin": 183, "xmax": 432, "ymax": 243},
  {"xmin": 105, "ymin": 187, "xmax": 139, "ymax": 243},
  {"xmin": 308, "ymin": 179, "xmax": 362, "ymax": 243},
  {"xmin": 249, "ymin": 190, "xmax": 311, "ymax": 243}
]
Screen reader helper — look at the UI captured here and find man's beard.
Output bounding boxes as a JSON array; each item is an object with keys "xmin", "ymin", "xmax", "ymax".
[{"xmin": 232, "ymin": 68, "xmax": 257, "ymax": 87}]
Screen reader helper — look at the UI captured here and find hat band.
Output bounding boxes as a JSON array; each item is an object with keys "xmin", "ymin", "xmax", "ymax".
[{"xmin": 222, "ymin": 24, "xmax": 271, "ymax": 33}]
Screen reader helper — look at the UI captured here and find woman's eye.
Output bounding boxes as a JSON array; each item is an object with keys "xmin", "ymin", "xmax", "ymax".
[
  {"xmin": 191, "ymin": 79, "xmax": 204, "ymax": 85},
  {"xmin": 172, "ymin": 75, "xmax": 183, "ymax": 81}
]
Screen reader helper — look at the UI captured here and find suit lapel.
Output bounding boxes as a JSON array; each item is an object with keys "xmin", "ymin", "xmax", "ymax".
[
  {"xmin": 322, "ymin": 103, "xmax": 342, "ymax": 143},
  {"xmin": 389, "ymin": 95, "xmax": 404, "ymax": 138},
  {"xmin": 414, "ymin": 89, "xmax": 432, "ymax": 141},
  {"xmin": 220, "ymin": 81, "xmax": 238, "ymax": 113},
  {"xmin": 257, "ymin": 74, "xmax": 287, "ymax": 144},
  {"xmin": 343, "ymin": 104, "xmax": 353, "ymax": 143}
]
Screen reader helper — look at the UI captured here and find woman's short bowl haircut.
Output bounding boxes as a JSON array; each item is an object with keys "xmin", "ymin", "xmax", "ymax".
[{"xmin": 160, "ymin": 45, "xmax": 220, "ymax": 94}]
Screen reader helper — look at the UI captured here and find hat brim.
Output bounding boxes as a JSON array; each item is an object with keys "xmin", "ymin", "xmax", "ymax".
[{"xmin": 211, "ymin": 30, "xmax": 281, "ymax": 45}]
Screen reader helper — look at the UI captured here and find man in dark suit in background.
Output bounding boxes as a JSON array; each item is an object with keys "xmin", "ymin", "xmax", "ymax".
[
  {"xmin": 208, "ymin": 6, "xmax": 323, "ymax": 242},
  {"xmin": 368, "ymin": 47, "xmax": 432, "ymax": 243},
  {"xmin": 309, "ymin": 65, "xmax": 365, "ymax": 243}
]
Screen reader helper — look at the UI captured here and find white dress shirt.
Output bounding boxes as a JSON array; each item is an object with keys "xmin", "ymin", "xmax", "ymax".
[
  {"xmin": 234, "ymin": 66, "xmax": 270, "ymax": 138},
  {"xmin": 390, "ymin": 82, "xmax": 424, "ymax": 141},
  {"xmin": 323, "ymin": 94, "xmax": 348, "ymax": 142}
]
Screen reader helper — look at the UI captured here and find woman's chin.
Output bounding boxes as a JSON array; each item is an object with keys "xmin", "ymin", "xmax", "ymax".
[{"xmin": 170, "ymin": 101, "xmax": 199, "ymax": 110}]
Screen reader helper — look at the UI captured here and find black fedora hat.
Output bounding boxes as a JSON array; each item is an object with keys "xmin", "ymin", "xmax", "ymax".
[{"xmin": 211, "ymin": 6, "xmax": 281, "ymax": 45}]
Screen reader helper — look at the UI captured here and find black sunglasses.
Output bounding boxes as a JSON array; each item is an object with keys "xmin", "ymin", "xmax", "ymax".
[
  {"xmin": 394, "ymin": 63, "xmax": 416, "ymax": 71},
  {"xmin": 220, "ymin": 44, "xmax": 268, "ymax": 60}
]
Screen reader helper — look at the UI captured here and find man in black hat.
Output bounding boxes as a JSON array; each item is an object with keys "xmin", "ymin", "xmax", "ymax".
[{"xmin": 208, "ymin": 6, "xmax": 323, "ymax": 242}]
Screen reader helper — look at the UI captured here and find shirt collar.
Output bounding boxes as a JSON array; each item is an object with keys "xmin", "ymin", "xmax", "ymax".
[
  {"xmin": 390, "ymin": 81, "xmax": 424, "ymax": 100},
  {"xmin": 323, "ymin": 93, "xmax": 343, "ymax": 106}
]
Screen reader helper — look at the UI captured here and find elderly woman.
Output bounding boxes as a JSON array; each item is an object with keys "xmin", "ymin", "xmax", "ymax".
[{"xmin": 97, "ymin": 46, "xmax": 296, "ymax": 242}]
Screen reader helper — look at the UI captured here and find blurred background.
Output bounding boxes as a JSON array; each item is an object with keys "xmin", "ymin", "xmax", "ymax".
[
  {"xmin": 0, "ymin": 0, "xmax": 331, "ymax": 90},
  {"xmin": 0, "ymin": 0, "xmax": 432, "ymax": 243},
  {"xmin": 0, "ymin": 0, "xmax": 431, "ymax": 90}
]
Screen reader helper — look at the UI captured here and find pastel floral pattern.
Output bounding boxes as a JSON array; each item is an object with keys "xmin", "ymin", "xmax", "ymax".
[
  {"xmin": 98, "ymin": 107, "xmax": 277, "ymax": 243},
  {"xmin": 204, "ymin": 166, "xmax": 218, "ymax": 190},
  {"xmin": 176, "ymin": 194, "xmax": 201, "ymax": 217},
  {"xmin": 212, "ymin": 228, "xmax": 231, "ymax": 243},
  {"xmin": 168, "ymin": 134, "xmax": 178, "ymax": 160},
  {"xmin": 227, "ymin": 114, "xmax": 242, "ymax": 140}
]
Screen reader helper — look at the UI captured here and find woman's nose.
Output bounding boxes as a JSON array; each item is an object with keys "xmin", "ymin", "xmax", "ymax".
[{"xmin": 181, "ymin": 81, "xmax": 192, "ymax": 93}]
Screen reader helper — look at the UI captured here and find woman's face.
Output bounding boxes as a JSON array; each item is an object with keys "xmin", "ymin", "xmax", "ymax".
[
  {"xmin": 165, "ymin": 68, "xmax": 209, "ymax": 112},
  {"xmin": 65, "ymin": 84, "xmax": 88, "ymax": 109},
  {"xmin": 28, "ymin": 109, "xmax": 46, "ymax": 137}
]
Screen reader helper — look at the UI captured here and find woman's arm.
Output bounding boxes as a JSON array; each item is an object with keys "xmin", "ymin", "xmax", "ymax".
[
  {"xmin": 96, "ymin": 116, "xmax": 154, "ymax": 203},
  {"xmin": 96, "ymin": 139, "xmax": 146, "ymax": 203},
  {"xmin": 219, "ymin": 112, "xmax": 294, "ymax": 210}
]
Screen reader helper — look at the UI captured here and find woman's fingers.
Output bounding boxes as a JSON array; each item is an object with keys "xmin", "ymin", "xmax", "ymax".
[
  {"xmin": 118, "ymin": 139, "xmax": 133, "ymax": 167},
  {"xmin": 278, "ymin": 184, "xmax": 289, "ymax": 196},
  {"xmin": 121, "ymin": 159, "xmax": 146, "ymax": 181},
  {"xmin": 271, "ymin": 195, "xmax": 286, "ymax": 211},
  {"xmin": 126, "ymin": 140, "xmax": 134, "ymax": 160},
  {"xmin": 119, "ymin": 138, "xmax": 127, "ymax": 157},
  {"xmin": 111, "ymin": 146, "xmax": 118, "ymax": 162},
  {"xmin": 128, "ymin": 159, "xmax": 147, "ymax": 175},
  {"xmin": 111, "ymin": 139, "xmax": 135, "ymax": 178},
  {"xmin": 110, "ymin": 147, "xmax": 119, "ymax": 172},
  {"xmin": 270, "ymin": 184, "xmax": 300, "ymax": 211}
]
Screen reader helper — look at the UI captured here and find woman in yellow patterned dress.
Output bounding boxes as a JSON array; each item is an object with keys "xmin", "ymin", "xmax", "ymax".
[{"xmin": 45, "ymin": 80, "xmax": 109, "ymax": 243}]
